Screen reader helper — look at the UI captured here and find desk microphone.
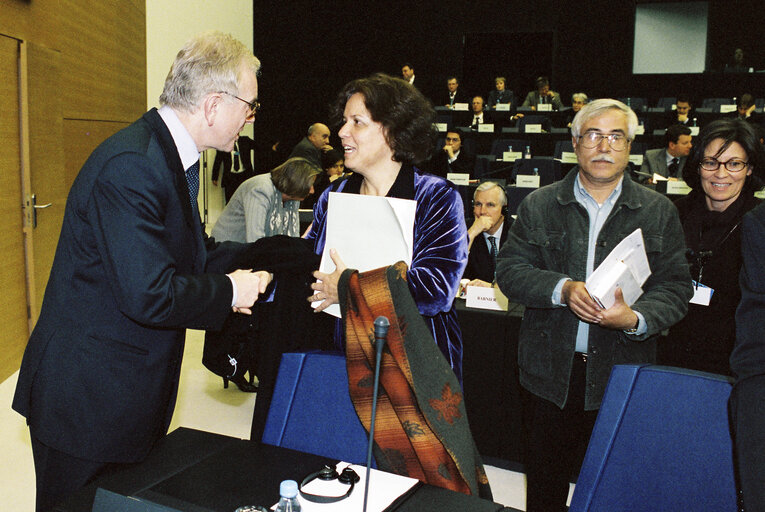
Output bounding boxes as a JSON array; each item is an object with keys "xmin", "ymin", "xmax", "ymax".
[{"xmin": 363, "ymin": 316, "xmax": 389, "ymax": 512}]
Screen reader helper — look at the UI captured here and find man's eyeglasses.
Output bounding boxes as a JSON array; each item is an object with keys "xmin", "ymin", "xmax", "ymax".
[
  {"xmin": 699, "ymin": 158, "xmax": 749, "ymax": 173},
  {"xmin": 577, "ymin": 132, "xmax": 630, "ymax": 151},
  {"xmin": 222, "ymin": 92, "xmax": 260, "ymax": 121}
]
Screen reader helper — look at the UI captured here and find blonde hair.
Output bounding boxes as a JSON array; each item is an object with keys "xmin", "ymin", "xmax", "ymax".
[{"xmin": 159, "ymin": 31, "xmax": 260, "ymax": 112}]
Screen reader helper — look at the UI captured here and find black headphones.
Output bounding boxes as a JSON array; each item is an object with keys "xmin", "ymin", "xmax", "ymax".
[{"xmin": 299, "ymin": 465, "xmax": 360, "ymax": 504}]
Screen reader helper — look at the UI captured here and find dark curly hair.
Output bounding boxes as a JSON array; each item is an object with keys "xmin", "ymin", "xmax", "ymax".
[
  {"xmin": 331, "ymin": 73, "xmax": 437, "ymax": 165},
  {"xmin": 682, "ymin": 118, "xmax": 765, "ymax": 191}
]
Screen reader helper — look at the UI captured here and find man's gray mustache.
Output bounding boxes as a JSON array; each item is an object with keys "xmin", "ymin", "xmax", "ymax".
[{"xmin": 591, "ymin": 156, "xmax": 615, "ymax": 163}]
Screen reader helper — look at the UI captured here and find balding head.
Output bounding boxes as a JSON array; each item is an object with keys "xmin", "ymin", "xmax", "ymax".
[{"xmin": 307, "ymin": 123, "xmax": 331, "ymax": 149}]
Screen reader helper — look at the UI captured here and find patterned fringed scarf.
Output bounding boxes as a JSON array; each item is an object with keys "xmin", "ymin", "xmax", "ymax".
[{"xmin": 338, "ymin": 262, "xmax": 493, "ymax": 500}]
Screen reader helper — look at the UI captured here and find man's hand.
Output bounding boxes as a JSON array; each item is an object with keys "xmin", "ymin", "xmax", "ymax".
[
  {"xmin": 443, "ymin": 144, "xmax": 455, "ymax": 159},
  {"xmin": 468, "ymin": 216, "xmax": 494, "ymax": 238},
  {"xmin": 599, "ymin": 287, "xmax": 639, "ymax": 330},
  {"xmin": 309, "ymin": 249, "xmax": 347, "ymax": 313},
  {"xmin": 212, "ymin": 179, "xmax": 218, "ymax": 186},
  {"xmin": 561, "ymin": 280, "xmax": 602, "ymax": 323},
  {"xmin": 467, "ymin": 279, "xmax": 493, "ymax": 288},
  {"xmin": 228, "ymin": 269, "xmax": 273, "ymax": 315},
  {"xmin": 321, "ymin": 144, "xmax": 334, "ymax": 153},
  {"xmin": 677, "ymin": 113, "xmax": 689, "ymax": 123}
]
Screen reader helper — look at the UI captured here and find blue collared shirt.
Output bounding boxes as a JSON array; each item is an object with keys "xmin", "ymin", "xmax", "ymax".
[{"xmin": 552, "ymin": 173, "xmax": 646, "ymax": 352}]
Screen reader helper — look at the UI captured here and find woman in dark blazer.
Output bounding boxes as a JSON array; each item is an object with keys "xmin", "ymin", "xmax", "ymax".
[{"xmin": 659, "ymin": 119, "xmax": 763, "ymax": 375}]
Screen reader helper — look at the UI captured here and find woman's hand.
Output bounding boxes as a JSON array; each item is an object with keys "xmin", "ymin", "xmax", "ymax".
[{"xmin": 309, "ymin": 249, "xmax": 347, "ymax": 312}]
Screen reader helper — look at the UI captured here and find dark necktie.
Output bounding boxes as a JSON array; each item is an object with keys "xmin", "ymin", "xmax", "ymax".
[
  {"xmin": 489, "ymin": 236, "xmax": 498, "ymax": 269},
  {"xmin": 233, "ymin": 142, "xmax": 240, "ymax": 171},
  {"xmin": 669, "ymin": 157, "xmax": 679, "ymax": 178},
  {"xmin": 185, "ymin": 160, "xmax": 200, "ymax": 215}
]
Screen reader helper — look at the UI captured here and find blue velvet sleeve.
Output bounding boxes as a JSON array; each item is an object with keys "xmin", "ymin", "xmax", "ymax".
[{"xmin": 407, "ymin": 175, "xmax": 468, "ymax": 316}]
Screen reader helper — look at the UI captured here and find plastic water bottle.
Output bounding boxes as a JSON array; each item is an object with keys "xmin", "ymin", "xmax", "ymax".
[
  {"xmin": 533, "ymin": 167, "xmax": 539, "ymax": 176},
  {"xmin": 275, "ymin": 480, "xmax": 301, "ymax": 512},
  {"xmin": 524, "ymin": 145, "xmax": 531, "ymax": 159},
  {"xmin": 692, "ymin": 117, "xmax": 698, "ymax": 127}
]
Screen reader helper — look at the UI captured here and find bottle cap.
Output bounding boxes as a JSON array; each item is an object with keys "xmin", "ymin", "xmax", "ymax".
[{"xmin": 280, "ymin": 479, "xmax": 299, "ymax": 498}]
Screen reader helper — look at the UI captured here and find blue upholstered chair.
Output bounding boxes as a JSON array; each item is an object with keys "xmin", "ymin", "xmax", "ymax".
[
  {"xmin": 262, "ymin": 351, "xmax": 373, "ymax": 466},
  {"xmin": 569, "ymin": 364, "xmax": 736, "ymax": 512}
]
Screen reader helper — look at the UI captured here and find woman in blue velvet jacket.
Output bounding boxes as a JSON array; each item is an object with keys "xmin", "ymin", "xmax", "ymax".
[{"xmin": 307, "ymin": 73, "xmax": 468, "ymax": 381}]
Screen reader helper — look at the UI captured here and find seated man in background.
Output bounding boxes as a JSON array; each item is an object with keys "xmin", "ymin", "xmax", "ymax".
[
  {"xmin": 464, "ymin": 181, "xmax": 510, "ymax": 287},
  {"xmin": 487, "ymin": 76, "xmax": 515, "ymax": 110},
  {"xmin": 430, "ymin": 130, "xmax": 476, "ymax": 178},
  {"xmin": 642, "ymin": 124, "xmax": 693, "ymax": 181},
  {"xmin": 731, "ymin": 93, "xmax": 760, "ymax": 125},
  {"xmin": 566, "ymin": 92, "xmax": 588, "ymax": 127},
  {"xmin": 522, "ymin": 76, "xmax": 563, "ymax": 111},
  {"xmin": 665, "ymin": 94, "xmax": 694, "ymax": 128},
  {"xmin": 288, "ymin": 122, "xmax": 333, "ymax": 168},
  {"xmin": 440, "ymin": 76, "xmax": 467, "ymax": 108},
  {"xmin": 469, "ymin": 95, "xmax": 487, "ymax": 129}
]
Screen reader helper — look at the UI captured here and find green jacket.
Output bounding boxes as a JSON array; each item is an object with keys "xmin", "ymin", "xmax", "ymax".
[{"xmin": 496, "ymin": 169, "xmax": 693, "ymax": 410}]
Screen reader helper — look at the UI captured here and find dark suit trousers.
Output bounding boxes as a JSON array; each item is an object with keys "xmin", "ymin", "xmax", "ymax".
[
  {"xmin": 522, "ymin": 356, "xmax": 598, "ymax": 512},
  {"xmin": 31, "ymin": 434, "xmax": 128, "ymax": 511}
]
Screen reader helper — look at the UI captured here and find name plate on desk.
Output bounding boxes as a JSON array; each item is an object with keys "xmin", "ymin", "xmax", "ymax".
[
  {"xmin": 560, "ymin": 151, "xmax": 578, "ymax": 164},
  {"xmin": 502, "ymin": 151, "xmax": 522, "ymax": 162},
  {"xmin": 495, "ymin": 103, "xmax": 510, "ymax": 111},
  {"xmin": 435, "ymin": 122, "xmax": 447, "ymax": 132},
  {"xmin": 466, "ymin": 286, "xmax": 509, "ymax": 311},
  {"xmin": 537, "ymin": 103, "xmax": 552, "ymax": 112},
  {"xmin": 516, "ymin": 175, "xmax": 540, "ymax": 188},
  {"xmin": 524, "ymin": 124, "xmax": 542, "ymax": 133},
  {"xmin": 690, "ymin": 126, "xmax": 700, "ymax": 136},
  {"xmin": 453, "ymin": 103, "xmax": 469, "ymax": 111},
  {"xmin": 628, "ymin": 154, "xmax": 644, "ymax": 166},
  {"xmin": 447, "ymin": 173, "xmax": 470, "ymax": 185},
  {"xmin": 478, "ymin": 123, "xmax": 494, "ymax": 132},
  {"xmin": 666, "ymin": 180, "xmax": 691, "ymax": 195},
  {"xmin": 635, "ymin": 125, "xmax": 645, "ymax": 135},
  {"xmin": 720, "ymin": 104, "xmax": 736, "ymax": 113}
]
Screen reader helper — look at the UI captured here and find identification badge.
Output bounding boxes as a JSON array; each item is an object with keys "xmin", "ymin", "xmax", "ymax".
[{"xmin": 690, "ymin": 280, "xmax": 713, "ymax": 306}]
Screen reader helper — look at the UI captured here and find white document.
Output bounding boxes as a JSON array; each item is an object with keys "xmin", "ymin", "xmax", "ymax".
[
  {"xmin": 653, "ymin": 173, "xmax": 668, "ymax": 182},
  {"xmin": 560, "ymin": 151, "xmax": 578, "ymax": 164},
  {"xmin": 585, "ymin": 228, "xmax": 651, "ymax": 309},
  {"xmin": 315, "ymin": 192, "xmax": 415, "ymax": 317},
  {"xmin": 452, "ymin": 102, "xmax": 469, "ymax": 111},
  {"xmin": 502, "ymin": 151, "xmax": 522, "ymax": 162},
  {"xmin": 465, "ymin": 285, "xmax": 509, "ymax": 311},
  {"xmin": 628, "ymin": 154, "xmax": 644, "ymax": 166},
  {"xmin": 495, "ymin": 103, "xmax": 510, "ymax": 111},
  {"xmin": 478, "ymin": 123, "xmax": 494, "ymax": 133},
  {"xmin": 666, "ymin": 180, "xmax": 691, "ymax": 195},
  {"xmin": 720, "ymin": 104, "xmax": 737, "ymax": 113},
  {"xmin": 524, "ymin": 124, "xmax": 542, "ymax": 133},
  {"xmin": 537, "ymin": 103, "xmax": 552, "ymax": 112},
  {"xmin": 435, "ymin": 122, "xmax": 448, "ymax": 132},
  {"xmin": 291, "ymin": 462, "xmax": 419, "ymax": 512}
]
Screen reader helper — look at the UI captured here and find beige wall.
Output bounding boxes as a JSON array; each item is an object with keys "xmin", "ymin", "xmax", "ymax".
[{"xmin": 146, "ymin": 0, "xmax": 254, "ymax": 224}]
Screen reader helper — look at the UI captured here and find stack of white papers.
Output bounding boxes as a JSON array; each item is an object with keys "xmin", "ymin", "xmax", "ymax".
[
  {"xmin": 314, "ymin": 192, "xmax": 416, "ymax": 317},
  {"xmin": 585, "ymin": 228, "xmax": 651, "ymax": 309}
]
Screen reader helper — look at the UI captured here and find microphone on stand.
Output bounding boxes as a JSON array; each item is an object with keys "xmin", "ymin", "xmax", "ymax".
[{"xmin": 363, "ymin": 316, "xmax": 389, "ymax": 512}]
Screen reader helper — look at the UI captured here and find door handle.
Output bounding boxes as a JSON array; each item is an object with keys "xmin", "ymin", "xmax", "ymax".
[{"xmin": 30, "ymin": 194, "xmax": 52, "ymax": 228}]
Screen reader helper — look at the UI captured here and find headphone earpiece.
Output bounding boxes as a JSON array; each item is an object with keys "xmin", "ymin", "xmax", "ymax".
[{"xmin": 300, "ymin": 465, "xmax": 359, "ymax": 503}]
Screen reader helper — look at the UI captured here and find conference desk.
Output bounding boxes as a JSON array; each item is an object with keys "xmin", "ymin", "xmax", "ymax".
[
  {"xmin": 457, "ymin": 300, "xmax": 526, "ymax": 465},
  {"xmin": 56, "ymin": 428, "xmax": 512, "ymax": 512}
]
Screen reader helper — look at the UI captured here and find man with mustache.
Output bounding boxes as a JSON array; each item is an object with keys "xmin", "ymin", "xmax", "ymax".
[{"xmin": 495, "ymin": 99, "xmax": 693, "ymax": 511}]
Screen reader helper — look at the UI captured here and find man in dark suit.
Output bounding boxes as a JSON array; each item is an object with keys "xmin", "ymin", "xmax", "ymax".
[
  {"xmin": 12, "ymin": 31, "xmax": 272, "ymax": 511},
  {"xmin": 664, "ymin": 94, "xmax": 695, "ymax": 128},
  {"xmin": 521, "ymin": 76, "xmax": 563, "ymax": 111},
  {"xmin": 288, "ymin": 122, "xmax": 333, "ymax": 168},
  {"xmin": 439, "ymin": 76, "xmax": 467, "ymax": 108},
  {"xmin": 642, "ymin": 124, "xmax": 692, "ymax": 181},
  {"xmin": 464, "ymin": 181, "xmax": 510, "ymax": 286},
  {"xmin": 212, "ymin": 134, "xmax": 257, "ymax": 202},
  {"xmin": 430, "ymin": 130, "xmax": 476, "ymax": 178}
]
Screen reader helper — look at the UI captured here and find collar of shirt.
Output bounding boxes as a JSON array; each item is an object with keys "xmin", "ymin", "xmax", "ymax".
[
  {"xmin": 665, "ymin": 149, "xmax": 678, "ymax": 166},
  {"xmin": 448, "ymin": 149, "xmax": 460, "ymax": 164},
  {"xmin": 574, "ymin": 172, "xmax": 623, "ymax": 211},
  {"xmin": 158, "ymin": 105, "xmax": 201, "ymax": 170}
]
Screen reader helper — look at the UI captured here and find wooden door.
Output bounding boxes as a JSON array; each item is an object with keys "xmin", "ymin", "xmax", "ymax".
[
  {"xmin": 20, "ymin": 40, "xmax": 66, "ymax": 324},
  {"xmin": 0, "ymin": 35, "xmax": 31, "ymax": 382}
]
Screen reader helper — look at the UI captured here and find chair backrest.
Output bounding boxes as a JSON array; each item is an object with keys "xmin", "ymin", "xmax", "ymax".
[
  {"xmin": 505, "ymin": 186, "xmax": 534, "ymax": 215},
  {"xmin": 656, "ymin": 97, "xmax": 677, "ymax": 110},
  {"xmin": 489, "ymin": 138, "xmax": 529, "ymax": 159},
  {"xmin": 518, "ymin": 115, "xmax": 552, "ymax": 133},
  {"xmin": 569, "ymin": 364, "xmax": 736, "ymax": 512},
  {"xmin": 618, "ymin": 97, "xmax": 647, "ymax": 112},
  {"xmin": 701, "ymin": 97, "xmax": 735, "ymax": 109},
  {"xmin": 554, "ymin": 140, "xmax": 575, "ymax": 159},
  {"xmin": 262, "ymin": 351, "xmax": 373, "ymax": 466}
]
